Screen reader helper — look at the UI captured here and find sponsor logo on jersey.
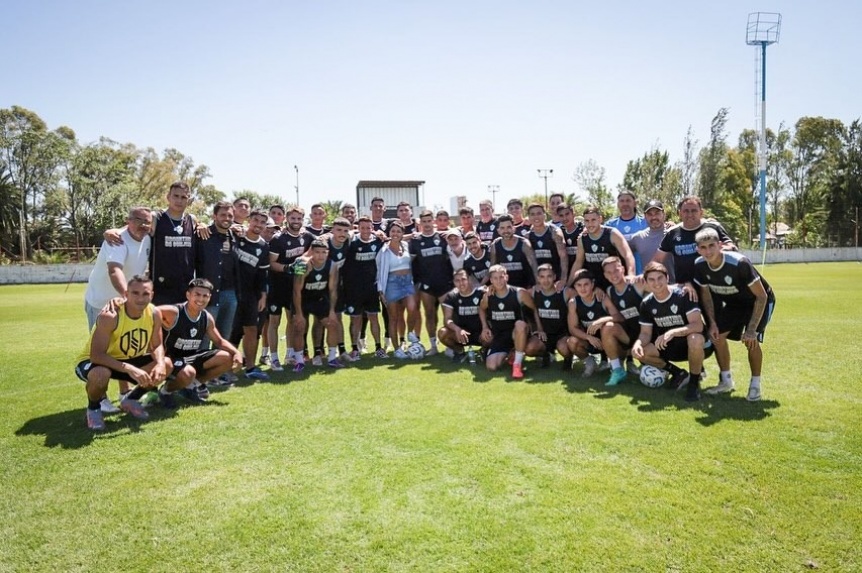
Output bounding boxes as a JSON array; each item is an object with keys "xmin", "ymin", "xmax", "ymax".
[{"xmin": 120, "ymin": 328, "xmax": 150, "ymax": 356}]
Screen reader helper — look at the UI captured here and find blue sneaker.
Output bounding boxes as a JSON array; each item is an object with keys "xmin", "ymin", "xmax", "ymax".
[
  {"xmin": 244, "ymin": 367, "xmax": 270, "ymax": 381},
  {"xmin": 178, "ymin": 387, "xmax": 205, "ymax": 404},
  {"xmin": 86, "ymin": 408, "xmax": 105, "ymax": 431},
  {"xmin": 327, "ymin": 358, "xmax": 345, "ymax": 369},
  {"xmin": 606, "ymin": 367, "xmax": 627, "ymax": 386},
  {"xmin": 293, "ymin": 362, "xmax": 305, "ymax": 373}
]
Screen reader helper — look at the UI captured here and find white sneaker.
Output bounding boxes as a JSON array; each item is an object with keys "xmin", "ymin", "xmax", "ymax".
[
  {"xmin": 312, "ymin": 355, "xmax": 323, "ymax": 367},
  {"xmin": 705, "ymin": 379, "xmax": 735, "ymax": 395},
  {"xmin": 384, "ymin": 337, "xmax": 393, "ymax": 352},
  {"xmin": 626, "ymin": 360, "xmax": 640, "ymax": 376},
  {"xmin": 597, "ymin": 359, "xmax": 610, "ymax": 372},
  {"xmin": 99, "ymin": 397, "xmax": 120, "ymax": 414},
  {"xmin": 582, "ymin": 356, "xmax": 597, "ymax": 378},
  {"xmin": 426, "ymin": 346, "xmax": 438, "ymax": 357},
  {"xmin": 746, "ymin": 384, "xmax": 762, "ymax": 402},
  {"xmin": 443, "ymin": 348, "xmax": 455, "ymax": 358},
  {"xmin": 407, "ymin": 332, "xmax": 420, "ymax": 344},
  {"xmin": 358, "ymin": 339, "xmax": 367, "ymax": 353},
  {"xmin": 394, "ymin": 348, "xmax": 409, "ymax": 359},
  {"xmin": 270, "ymin": 357, "xmax": 284, "ymax": 371}
]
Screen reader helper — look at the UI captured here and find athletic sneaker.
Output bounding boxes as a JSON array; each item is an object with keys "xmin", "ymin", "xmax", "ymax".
[
  {"xmin": 375, "ymin": 348, "xmax": 388, "ymax": 359},
  {"xmin": 347, "ymin": 350, "xmax": 361, "ymax": 362},
  {"xmin": 358, "ymin": 339, "xmax": 368, "ymax": 353},
  {"xmin": 540, "ymin": 353, "xmax": 551, "ymax": 369},
  {"xmin": 179, "ymin": 387, "xmax": 205, "ymax": 404},
  {"xmin": 284, "ymin": 354, "xmax": 296, "ymax": 366},
  {"xmin": 270, "ymin": 357, "xmax": 284, "ymax": 372},
  {"xmin": 258, "ymin": 354, "xmax": 270, "ymax": 366},
  {"xmin": 407, "ymin": 332, "xmax": 420, "ymax": 344},
  {"xmin": 426, "ymin": 346, "xmax": 438, "ymax": 357},
  {"xmin": 244, "ymin": 367, "xmax": 270, "ymax": 381},
  {"xmin": 452, "ymin": 351, "xmax": 467, "ymax": 363},
  {"xmin": 626, "ymin": 360, "xmax": 640, "ymax": 376},
  {"xmin": 293, "ymin": 362, "xmax": 305, "ymax": 373},
  {"xmin": 383, "ymin": 337, "xmax": 393, "ymax": 352},
  {"xmin": 443, "ymin": 348, "xmax": 455, "ymax": 358},
  {"xmin": 582, "ymin": 356, "xmax": 597, "ymax": 378},
  {"xmin": 746, "ymin": 384, "xmax": 762, "ymax": 402},
  {"xmin": 705, "ymin": 379, "xmax": 735, "ymax": 395},
  {"xmin": 598, "ymin": 359, "xmax": 610, "ymax": 372},
  {"xmin": 511, "ymin": 363, "xmax": 524, "ymax": 380},
  {"xmin": 119, "ymin": 398, "xmax": 149, "ymax": 420},
  {"xmin": 340, "ymin": 352, "xmax": 353, "ymax": 363},
  {"xmin": 328, "ymin": 358, "xmax": 345, "ymax": 369},
  {"xmin": 86, "ymin": 408, "xmax": 105, "ymax": 431},
  {"xmin": 606, "ymin": 367, "xmax": 627, "ymax": 386},
  {"xmin": 668, "ymin": 369, "xmax": 690, "ymax": 391},
  {"xmin": 159, "ymin": 392, "xmax": 177, "ymax": 409},
  {"xmin": 197, "ymin": 383, "xmax": 210, "ymax": 401},
  {"xmin": 100, "ymin": 397, "xmax": 120, "ymax": 414},
  {"xmin": 312, "ymin": 355, "xmax": 323, "ymax": 367},
  {"xmin": 393, "ymin": 348, "xmax": 408, "ymax": 360}
]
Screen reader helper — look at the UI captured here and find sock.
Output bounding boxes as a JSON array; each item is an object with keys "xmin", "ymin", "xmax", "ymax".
[
  {"xmin": 352, "ymin": 344, "xmax": 359, "ymax": 352},
  {"xmin": 750, "ymin": 375, "xmax": 761, "ymax": 388},
  {"xmin": 514, "ymin": 351, "xmax": 525, "ymax": 366},
  {"xmin": 260, "ymin": 349, "xmax": 269, "ymax": 358},
  {"xmin": 338, "ymin": 343, "xmax": 346, "ymax": 354},
  {"xmin": 430, "ymin": 337, "xmax": 437, "ymax": 349},
  {"xmin": 287, "ymin": 347, "xmax": 295, "ymax": 359},
  {"xmin": 689, "ymin": 371, "xmax": 701, "ymax": 385},
  {"xmin": 720, "ymin": 370, "xmax": 732, "ymax": 383},
  {"xmin": 159, "ymin": 386, "xmax": 172, "ymax": 396},
  {"xmin": 125, "ymin": 386, "xmax": 148, "ymax": 401},
  {"xmin": 328, "ymin": 347, "xmax": 338, "ymax": 361},
  {"xmin": 88, "ymin": 400, "xmax": 101, "ymax": 410},
  {"xmin": 610, "ymin": 358, "xmax": 622, "ymax": 370},
  {"xmin": 296, "ymin": 353, "xmax": 305, "ymax": 365},
  {"xmin": 665, "ymin": 363, "xmax": 684, "ymax": 377},
  {"xmin": 375, "ymin": 342, "xmax": 382, "ymax": 351},
  {"xmin": 315, "ymin": 346, "xmax": 324, "ymax": 357}
]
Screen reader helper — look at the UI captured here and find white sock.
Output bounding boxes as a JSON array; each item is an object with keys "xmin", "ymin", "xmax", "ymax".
[
  {"xmin": 430, "ymin": 337, "xmax": 437, "ymax": 348},
  {"xmin": 750, "ymin": 376, "xmax": 761, "ymax": 388},
  {"xmin": 720, "ymin": 370, "xmax": 732, "ymax": 383},
  {"xmin": 328, "ymin": 347, "xmax": 338, "ymax": 360},
  {"xmin": 514, "ymin": 351, "xmax": 525, "ymax": 365},
  {"xmin": 610, "ymin": 358, "xmax": 622, "ymax": 369}
]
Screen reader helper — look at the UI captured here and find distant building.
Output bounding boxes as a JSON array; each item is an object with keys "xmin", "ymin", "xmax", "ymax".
[
  {"xmin": 356, "ymin": 180, "xmax": 425, "ymax": 218},
  {"xmin": 449, "ymin": 196, "xmax": 467, "ymax": 216}
]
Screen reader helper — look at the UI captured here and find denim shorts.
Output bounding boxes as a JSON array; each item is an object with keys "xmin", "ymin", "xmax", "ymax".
[{"xmin": 384, "ymin": 273, "xmax": 415, "ymax": 304}]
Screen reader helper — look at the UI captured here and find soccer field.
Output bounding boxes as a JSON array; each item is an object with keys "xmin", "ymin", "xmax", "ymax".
[{"xmin": 1, "ymin": 262, "xmax": 861, "ymax": 572}]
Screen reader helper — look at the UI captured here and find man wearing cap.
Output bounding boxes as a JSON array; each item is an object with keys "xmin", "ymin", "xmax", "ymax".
[
  {"xmin": 606, "ymin": 190, "xmax": 649, "ymax": 273},
  {"xmin": 628, "ymin": 199, "xmax": 669, "ymax": 275}
]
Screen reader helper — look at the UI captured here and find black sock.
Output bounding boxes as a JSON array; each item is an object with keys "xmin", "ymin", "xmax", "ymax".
[
  {"xmin": 125, "ymin": 386, "xmax": 148, "ymax": 401},
  {"xmin": 338, "ymin": 343, "xmax": 346, "ymax": 354},
  {"xmin": 314, "ymin": 346, "xmax": 324, "ymax": 357},
  {"xmin": 352, "ymin": 344, "xmax": 359, "ymax": 352},
  {"xmin": 376, "ymin": 342, "xmax": 382, "ymax": 351},
  {"xmin": 88, "ymin": 400, "xmax": 101, "ymax": 410},
  {"xmin": 665, "ymin": 363, "xmax": 685, "ymax": 377}
]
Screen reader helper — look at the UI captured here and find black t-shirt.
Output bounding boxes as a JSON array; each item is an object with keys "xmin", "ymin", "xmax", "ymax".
[
  {"xmin": 442, "ymin": 287, "xmax": 484, "ymax": 334},
  {"xmin": 302, "ymin": 260, "xmax": 332, "ymax": 303},
  {"xmin": 533, "ymin": 288, "xmax": 568, "ymax": 336},
  {"xmin": 486, "ymin": 286, "xmax": 523, "ymax": 336},
  {"xmin": 410, "ymin": 232, "xmax": 453, "ymax": 288},
  {"xmin": 572, "ymin": 295, "xmax": 609, "ymax": 331},
  {"xmin": 660, "ymin": 221, "xmax": 731, "ymax": 284},
  {"xmin": 163, "ymin": 303, "xmax": 209, "ymax": 359},
  {"xmin": 529, "ymin": 226, "xmax": 562, "ymax": 278},
  {"xmin": 492, "ymin": 237, "xmax": 533, "ymax": 288},
  {"xmin": 476, "ymin": 219, "xmax": 499, "ymax": 244},
  {"xmin": 639, "ymin": 286, "xmax": 701, "ymax": 341},
  {"xmin": 463, "ymin": 248, "xmax": 492, "ymax": 284},
  {"xmin": 580, "ymin": 226, "xmax": 624, "ymax": 290},
  {"xmin": 606, "ymin": 281, "xmax": 644, "ymax": 334},
  {"xmin": 693, "ymin": 251, "xmax": 774, "ymax": 308},
  {"xmin": 344, "ymin": 235, "xmax": 384, "ymax": 291}
]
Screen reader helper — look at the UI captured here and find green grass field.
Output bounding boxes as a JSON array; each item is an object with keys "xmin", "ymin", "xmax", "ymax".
[{"xmin": 1, "ymin": 262, "xmax": 861, "ymax": 572}]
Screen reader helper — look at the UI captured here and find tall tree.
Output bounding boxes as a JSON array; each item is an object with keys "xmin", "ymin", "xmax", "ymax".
[
  {"xmin": 621, "ymin": 147, "xmax": 683, "ymax": 211},
  {"xmin": 825, "ymin": 119, "xmax": 862, "ymax": 246},
  {"xmin": 696, "ymin": 108, "xmax": 729, "ymax": 207},
  {"xmin": 680, "ymin": 124, "xmax": 699, "ymax": 197},
  {"xmin": 573, "ymin": 159, "xmax": 612, "ymax": 214}
]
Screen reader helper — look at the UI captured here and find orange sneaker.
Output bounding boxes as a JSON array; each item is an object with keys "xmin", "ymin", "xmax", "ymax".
[{"xmin": 511, "ymin": 363, "xmax": 524, "ymax": 380}]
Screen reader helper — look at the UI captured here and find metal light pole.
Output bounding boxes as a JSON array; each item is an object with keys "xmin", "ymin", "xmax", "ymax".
[
  {"xmin": 537, "ymin": 169, "xmax": 553, "ymax": 206},
  {"xmin": 488, "ymin": 185, "xmax": 500, "ymax": 212},
  {"xmin": 294, "ymin": 165, "xmax": 299, "ymax": 207},
  {"xmin": 746, "ymin": 12, "xmax": 781, "ymax": 250}
]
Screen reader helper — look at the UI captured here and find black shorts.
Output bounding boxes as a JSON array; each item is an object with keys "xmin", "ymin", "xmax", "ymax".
[
  {"xmin": 297, "ymin": 298, "xmax": 330, "ymax": 319},
  {"xmin": 236, "ymin": 296, "xmax": 262, "ymax": 327},
  {"xmin": 487, "ymin": 330, "xmax": 515, "ymax": 357},
  {"xmin": 169, "ymin": 349, "xmax": 221, "ymax": 374},
  {"xmin": 344, "ymin": 288, "xmax": 380, "ymax": 316},
  {"xmin": 418, "ymin": 279, "xmax": 453, "ymax": 299},
  {"xmin": 717, "ymin": 300, "xmax": 775, "ymax": 342},
  {"xmin": 544, "ymin": 332, "xmax": 567, "ymax": 353},
  {"xmin": 657, "ymin": 336, "xmax": 696, "ymax": 363},
  {"xmin": 75, "ymin": 355, "xmax": 153, "ymax": 384}
]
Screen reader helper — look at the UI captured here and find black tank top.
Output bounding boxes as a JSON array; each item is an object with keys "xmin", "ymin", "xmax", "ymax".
[
  {"xmin": 533, "ymin": 289, "xmax": 568, "ymax": 336},
  {"xmin": 487, "ymin": 286, "xmax": 523, "ymax": 335},
  {"xmin": 529, "ymin": 227, "xmax": 562, "ymax": 278},
  {"xmin": 164, "ymin": 303, "xmax": 209, "ymax": 359}
]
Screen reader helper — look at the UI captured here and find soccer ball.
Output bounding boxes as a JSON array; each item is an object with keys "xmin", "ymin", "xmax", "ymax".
[
  {"xmin": 639, "ymin": 365, "xmax": 668, "ymax": 388},
  {"xmin": 407, "ymin": 342, "xmax": 426, "ymax": 360}
]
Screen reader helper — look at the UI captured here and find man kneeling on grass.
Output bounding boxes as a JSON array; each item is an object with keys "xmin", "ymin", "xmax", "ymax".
[
  {"xmin": 74, "ymin": 275, "xmax": 172, "ymax": 431},
  {"xmin": 632, "ymin": 262, "xmax": 705, "ymax": 402},
  {"xmin": 157, "ymin": 278, "xmax": 244, "ymax": 408}
]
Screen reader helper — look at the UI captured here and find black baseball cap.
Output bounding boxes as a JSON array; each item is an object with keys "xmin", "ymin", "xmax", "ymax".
[{"xmin": 644, "ymin": 199, "xmax": 664, "ymax": 212}]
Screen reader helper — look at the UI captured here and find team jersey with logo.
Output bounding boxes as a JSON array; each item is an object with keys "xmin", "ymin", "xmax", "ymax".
[
  {"xmin": 693, "ymin": 251, "xmax": 774, "ymax": 307},
  {"xmin": 463, "ymin": 248, "xmax": 492, "ymax": 284},
  {"xmin": 492, "ymin": 237, "xmax": 534, "ymax": 288},
  {"xmin": 150, "ymin": 211, "xmax": 195, "ymax": 299},
  {"xmin": 235, "ymin": 235, "xmax": 270, "ymax": 296},
  {"xmin": 606, "ymin": 281, "xmax": 645, "ymax": 334},
  {"xmin": 344, "ymin": 235, "xmax": 384, "ymax": 291},
  {"xmin": 660, "ymin": 221, "xmax": 731, "ymax": 284},
  {"xmin": 371, "ymin": 219, "xmax": 388, "ymax": 233},
  {"xmin": 562, "ymin": 223, "xmax": 584, "ymax": 259},
  {"xmin": 533, "ymin": 289, "xmax": 568, "ymax": 336},
  {"xmin": 513, "ymin": 221, "xmax": 531, "ymax": 240},
  {"xmin": 77, "ymin": 303, "xmax": 155, "ymax": 363},
  {"xmin": 302, "ymin": 260, "xmax": 333, "ymax": 303},
  {"xmin": 410, "ymin": 232, "xmax": 453, "ymax": 287},
  {"xmin": 163, "ymin": 303, "xmax": 209, "ymax": 359},
  {"xmin": 305, "ymin": 225, "xmax": 330, "ymax": 237},
  {"xmin": 327, "ymin": 237, "xmax": 350, "ymax": 269},
  {"xmin": 572, "ymin": 295, "xmax": 609, "ymax": 331},
  {"xmin": 442, "ymin": 287, "xmax": 484, "ymax": 334},
  {"xmin": 529, "ymin": 226, "xmax": 563, "ymax": 278},
  {"xmin": 639, "ymin": 286, "xmax": 701, "ymax": 340},
  {"xmin": 385, "ymin": 220, "xmax": 416, "ymax": 236},
  {"xmin": 581, "ymin": 227, "xmax": 625, "ymax": 289},
  {"xmin": 476, "ymin": 219, "xmax": 499, "ymax": 243},
  {"xmin": 486, "ymin": 286, "xmax": 524, "ymax": 336}
]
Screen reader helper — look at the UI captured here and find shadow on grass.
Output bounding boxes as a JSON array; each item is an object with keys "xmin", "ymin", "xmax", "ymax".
[{"xmin": 13, "ymin": 400, "xmax": 228, "ymax": 449}]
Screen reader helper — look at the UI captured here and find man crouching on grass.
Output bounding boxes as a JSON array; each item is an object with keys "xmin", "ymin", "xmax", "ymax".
[
  {"xmin": 74, "ymin": 275, "xmax": 172, "ymax": 431},
  {"xmin": 632, "ymin": 262, "xmax": 705, "ymax": 402},
  {"xmin": 157, "ymin": 278, "xmax": 244, "ymax": 408}
]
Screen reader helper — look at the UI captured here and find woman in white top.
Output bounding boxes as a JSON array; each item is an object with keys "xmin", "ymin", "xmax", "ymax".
[{"xmin": 376, "ymin": 222, "xmax": 418, "ymax": 358}]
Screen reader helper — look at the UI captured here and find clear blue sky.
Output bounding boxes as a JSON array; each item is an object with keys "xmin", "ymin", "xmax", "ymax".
[{"xmin": 2, "ymin": 0, "xmax": 860, "ymax": 212}]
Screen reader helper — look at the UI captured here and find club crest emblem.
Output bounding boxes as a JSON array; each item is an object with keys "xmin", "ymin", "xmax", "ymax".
[
  {"xmin": 675, "ymin": 235, "xmax": 682, "ymax": 241},
  {"xmin": 473, "ymin": 297, "xmax": 480, "ymax": 305},
  {"xmin": 567, "ymin": 239, "xmax": 572, "ymax": 245},
  {"xmin": 190, "ymin": 328, "xmax": 197, "ymax": 337},
  {"xmin": 256, "ymin": 248, "xmax": 261, "ymax": 256},
  {"xmin": 670, "ymin": 304, "xmax": 678, "ymax": 314},
  {"xmin": 337, "ymin": 253, "xmax": 343, "ymax": 259},
  {"xmin": 315, "ymin": 274, "xmax": 322, "ymax": 281},
  {"xmin": 652, "ymin": 309, "xmax": 657, "ymax": 315},
  {"xmin": 490, "ymin": 224, "xmax": 495, "ymax": 231},
  {"xmin": 270, "ymin": 305, "xmax": 277, "ymax": 312},
  {"xmin": 724, "ymin": 275, "xmax": 733, "ymax": 285},
  {"xmin": 591, "ymin": 244, "xmax": 598, "ymax": 252},
  {"xmin": 434, "ymin": 238, "xmax": 440, "ymax": 246},
  {"xmin": 485, "ymin": 261, "xmax": 491, "ymax": 267},
  {"xmin": 619, "ymin": 300, "xmax": 626, "ymax": 308},
  {"xmin": 299, "ymin": 238, "xmax": 304, "ymax": 246},
  {"xmin": 371, "ymin": 245, "xmax": 377, "ymax": 251},
  {"xmin": 537, "ymin": 240, "xmax": 543, "ymax": 248},
  {"xmin": 544, "ymin": 299, "xmax": 551, "ymax": 308},
  {"xmin": 174, "ymin": 225, "xmax": 183, "ymax": 234},
  {"xmin": 498, "ymin": 302, "xmax": 505, "ymax": 310},
  {"xmin": 624, "ymin": 225, "xmax": 631, "ymax": 233},
  {"xmin": 587, "ymin": 311, "xmax": 594, "ymax": 320},
  {"xmin": 507, "ymin": 254, "xmax": 513, "ymax": 261}
]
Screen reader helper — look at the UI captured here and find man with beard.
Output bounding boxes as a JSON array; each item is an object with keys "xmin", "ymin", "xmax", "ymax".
[{"xmin": 490, "ymin": 215, "xmax": 538, "ymax": 289}]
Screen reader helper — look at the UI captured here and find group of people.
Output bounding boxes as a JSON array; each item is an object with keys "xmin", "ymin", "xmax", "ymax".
[{"xmin": 75, "ymin": 183, "xmax": 775, "ymax": 431}]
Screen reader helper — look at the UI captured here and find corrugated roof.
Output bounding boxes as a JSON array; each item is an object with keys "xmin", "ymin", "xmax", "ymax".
[{"xmin": 356, "ymin": 180, "xmax": 425, "ymax": 188}]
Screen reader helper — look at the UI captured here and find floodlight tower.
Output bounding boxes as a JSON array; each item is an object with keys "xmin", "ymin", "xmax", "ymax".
[
  {"xmin": 746, "ymin": 12, "xmax": 781, "ymax": 249},
  {"xmin": 488, "ymin": 185, "xmax": 500, "ymax": 212},
  {"xmin": 537, "ymin": 169, "xmax": 553, "ymax": 206}
]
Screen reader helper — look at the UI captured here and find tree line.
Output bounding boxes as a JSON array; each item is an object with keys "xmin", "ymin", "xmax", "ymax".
[{"xmin": 2, "ymin": 105, "xmax": 860, "ymax": 262}]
